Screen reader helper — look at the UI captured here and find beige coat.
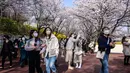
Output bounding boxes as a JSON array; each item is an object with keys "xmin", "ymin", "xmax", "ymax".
[
  {"xmin": 66, "ymin": 35, "xmax": 80, "ymax": 50},
  {"xmin": 74, "ymin": 39, "xmax": 83, "ymax": 55},
  {"xmin": 44, "ymin": 34, "xmax": 59, "ymax": 57},
  {"xmin": 74, "ymin": 39, "xmax": 83, "ymax": 63},
  {"xmin": 122, "ymin": 41, "xmax": 130, "ymax": 56}
]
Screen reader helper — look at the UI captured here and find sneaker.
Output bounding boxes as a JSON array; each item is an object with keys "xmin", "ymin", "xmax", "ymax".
[
  {"xmin": 76, "ymin": 65, "xmax": 78, "ymax": 68},
  {"xmin": 75, "ymin": 63, "xmax": 78, "ymax": 68},
  {"xmin": 0, "ymin": 66, "xmax": 4, "ymax": 69},
  {"xmin": 68, "ymin": 66, "xmax": 74, "ymax": 70},
  {"xmin": 78, "ymin": 65, "xmax": 81, "ymax": 68},
  {"xmin": 9, "ymin": 66, "xmax": 12, "ymax": 68},
  {"xmin": 78, "ymin": 63, "xmax": 82, "ymax": 68}
]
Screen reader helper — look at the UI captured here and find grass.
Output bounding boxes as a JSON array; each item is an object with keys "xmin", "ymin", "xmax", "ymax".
[{"xmin": 115, "ymin": 42, "xmax": 122, "ymax": 45}]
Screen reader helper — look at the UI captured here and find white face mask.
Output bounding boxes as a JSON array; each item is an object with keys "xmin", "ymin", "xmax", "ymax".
[
  {"xmin": 6, "ymin": 39, "xmax": 9, "ymax": 43},
  {"xmin": 72, "ymin": 34, "xmax": 75, "ymax": 38},
  {"xmin": 33, "ymin": 32, "xmax": 38, "ymax": 37},
  {"xmin": 104, "ymin": 30, "xmax": 110, "ymax": 35},
  {"xmin": 46, "ymin": 31, "xmax": 51, "ymax": 35},
  {"xmin": 22, "ymin": 37, "xmax": 25, "ymax": 41}
]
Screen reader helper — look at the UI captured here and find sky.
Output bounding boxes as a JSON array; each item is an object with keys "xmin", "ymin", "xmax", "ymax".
[{"xmin": 63, "ymin": 0, "xmax": 73, "ymax": 7}]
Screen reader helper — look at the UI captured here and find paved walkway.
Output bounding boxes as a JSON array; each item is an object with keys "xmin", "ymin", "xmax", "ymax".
[{"xmin": 0, "ymin": 54, "xmax": 130, "ymax": 73}]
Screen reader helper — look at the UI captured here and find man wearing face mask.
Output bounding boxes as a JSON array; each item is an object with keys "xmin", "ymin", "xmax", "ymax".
[
  {"xmin": 25, "ymin": 30, "xmax": 43, "ymax": 73},
  {"xmin": 98, "ymin": 28, "xmax": 115, "ymax": 73},
  {"xmin": 0, "ymin": 35, "xmax": 14, "ymax": 69}
]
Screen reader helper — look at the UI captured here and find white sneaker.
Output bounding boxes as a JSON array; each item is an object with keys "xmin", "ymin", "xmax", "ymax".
[
  {"xmin": 68, "ymin": 66, "xmax": 74, "ymax": 70},
  {"xmin": 9, "ymin": 66, "xmax": 12, "ymax": 68},
  {"xmin": 0, "ymin": 66, "xmax": 4, "ymax": 69},
  {"xmin": 78, "ymin": 65, "xmax": 82, "ymax": 68},
  {"xmin": 75, "ymin": 63, "xmax": 78, "ymax": 68}
]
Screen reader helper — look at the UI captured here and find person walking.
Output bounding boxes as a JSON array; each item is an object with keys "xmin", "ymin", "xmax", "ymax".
[
  {"xmin": 97, "ymin": 28, "xmax": 115, "ymax": 73},
  {"xmin": 42, "ymin": 27, "xmax": 59, "ymax": 73},
  {"xmin": 13, "ymin": 39, "xmax": 19, "ymax": 58},
  {"xmin": 25, "ymin": 30, "xmax": 43, "ymax": 73},
  {"xmin": 19, "ymin": 36, "xmax": 28, "ymax": 67},
  {"xmin": 122, "ymin": 36, "xmax": 130, "ymax": 65},
  {"xmin": 0, "ymin": 35, "xmax": 14, "ymax": 69}
]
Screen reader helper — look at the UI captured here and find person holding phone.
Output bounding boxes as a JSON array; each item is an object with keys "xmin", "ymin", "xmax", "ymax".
[{"xmin": 25, "ymin": 30, "xmax": 43, "ymax": 73}]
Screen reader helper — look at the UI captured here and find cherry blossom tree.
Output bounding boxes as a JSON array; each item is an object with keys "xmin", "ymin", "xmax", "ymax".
[{"xmin": 70, "ymin": 0, "xmax": 130, "ymax": 42}]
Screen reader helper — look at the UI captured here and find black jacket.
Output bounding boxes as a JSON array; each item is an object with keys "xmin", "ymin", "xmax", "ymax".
[
  {"xmin": 0, "ymin": 40, "xmax": 14, "ymax": 56},
  {"xmin": 98, "ymin": 35, "xmax": 113, "ymax": 54}
]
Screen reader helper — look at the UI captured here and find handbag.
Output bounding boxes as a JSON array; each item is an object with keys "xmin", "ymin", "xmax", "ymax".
[{"xmin": 96, "ymin": 51, "xmax": 105, "ymax": 59}]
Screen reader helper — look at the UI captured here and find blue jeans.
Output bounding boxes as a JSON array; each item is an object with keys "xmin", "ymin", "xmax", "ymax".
[
  {"xmin": 100, "ymin": 54, "xmax": 109, "ymax": 73},
  {"xmin": 45, "ymin": 56, "xmax": 57, "ymax": 73},
  {"xmin": 20, "ymin": 49, "xmax": 27, "ymax": 66}
]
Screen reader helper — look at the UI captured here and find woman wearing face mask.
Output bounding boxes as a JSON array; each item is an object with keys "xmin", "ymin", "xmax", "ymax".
[
  {"xmin": 25, "ymin": 30, "xmax": 43, "ymax": 73},
  {"xmin": 19, "ymin": 35, "xmax": 27, "ymax": 67},
  {"xmin": 65, "ymin": 33, "xmax": 80, "ymax": 70},
  {"xmin": 122, "ymin": 36, "xmax": 130, "ymax": 65},
  {"xmin": 41, "ymin": 27, "xmax": 59, "ymax": 73}
]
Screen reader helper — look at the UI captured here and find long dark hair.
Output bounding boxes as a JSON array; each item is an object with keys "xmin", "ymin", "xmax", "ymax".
[
  {"xmin": 69, "ymin": 33, "xmax": 77, "ymax": 38},
  {"xmin": 29, "ymin": 30, "xmax": 39, "ymax": 42},
  {"xmin": 29, "ymin": 30, "xmax": 35, "ymax": 39},
  {"xmin": 69, "ymin": 33, "xmax": 73, "ymax": 37},
  {"xmin": 4, "ymin": 35, "xmax": 10, "ymax": 40},
  {"xmin": 43, "ymin": 27, "xmax": 52, "ymax": 39},
  {"xmin": 122, "ymin": 36, "xmax": 126, "ymax": 44},
  {"xmin": 21, "ymin": 35, "xmax": 26, "ymax": 43}
]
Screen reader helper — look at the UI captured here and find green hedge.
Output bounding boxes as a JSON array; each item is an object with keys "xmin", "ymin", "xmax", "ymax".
[
  {"xmin": 0, "ymin": 17, "xmax": 36, "ymax": 35},
  {"xmin": 0, "ymin": 17, "xmax": 19, "ymax": 34}
]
